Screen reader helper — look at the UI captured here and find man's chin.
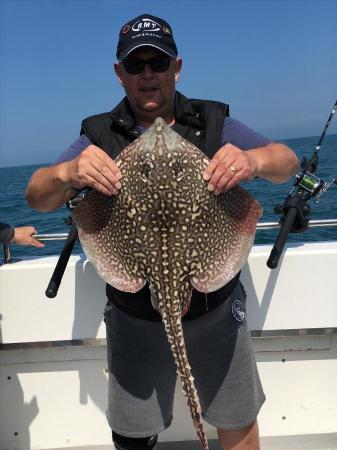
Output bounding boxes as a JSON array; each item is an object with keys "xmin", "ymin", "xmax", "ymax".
[{"xmin": 142, "ymin": 102, "xmax": 160, "ymax": 112}]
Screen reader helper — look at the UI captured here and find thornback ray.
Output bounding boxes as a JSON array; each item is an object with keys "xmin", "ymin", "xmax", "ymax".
[{"xmin": 73, "ymin": 117, "xmax": 263, "ymax": 450}]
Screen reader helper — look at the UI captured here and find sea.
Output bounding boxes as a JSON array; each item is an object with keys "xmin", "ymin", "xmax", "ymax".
[{"xmin": 1, "ymin": 134, "xmax": 336, "ymax": 260}]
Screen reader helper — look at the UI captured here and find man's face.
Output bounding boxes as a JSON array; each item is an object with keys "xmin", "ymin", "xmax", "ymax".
[{"xmin": 114, "ymin": 47, "xmax": 182, "ymax": 124}]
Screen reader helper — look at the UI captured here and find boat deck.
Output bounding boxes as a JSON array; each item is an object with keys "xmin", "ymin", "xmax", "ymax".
[{"xmin": 46, "ymin": 433, "xmax": 337, "ymax": 450}]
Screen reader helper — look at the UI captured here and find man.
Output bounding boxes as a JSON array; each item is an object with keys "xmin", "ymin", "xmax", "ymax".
[
  {"xmin": 0, "ymin": 222, "xmax": 44, "ymax": 247},
  {"xmin": 26, "ymin": 14, "xmax": 299, "ymax": 450}
]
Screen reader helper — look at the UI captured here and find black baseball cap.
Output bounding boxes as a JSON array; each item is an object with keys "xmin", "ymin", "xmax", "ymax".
[{"xmin": 116, "ymin": 14, "xmax": 178, "ymax": 62}]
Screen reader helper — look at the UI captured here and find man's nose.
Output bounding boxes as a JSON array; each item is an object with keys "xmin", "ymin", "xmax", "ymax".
[{"xmin": 141, "ymin": 63, "xmax": 155, "ymax": 78}]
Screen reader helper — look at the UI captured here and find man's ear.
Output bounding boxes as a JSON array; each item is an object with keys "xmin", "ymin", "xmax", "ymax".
[
  {"xmin": 175, "ymin": 58, "xmax": 182, "ymax": 83},
  {"xmin": 114, "ymin": 63, "xmax": 124, "ymax": 86}
]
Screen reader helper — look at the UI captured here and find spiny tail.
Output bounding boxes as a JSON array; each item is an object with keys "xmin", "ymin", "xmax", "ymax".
[{"xmin": 160, "ymin": 305, "xmax": 210, "ymax": 450}]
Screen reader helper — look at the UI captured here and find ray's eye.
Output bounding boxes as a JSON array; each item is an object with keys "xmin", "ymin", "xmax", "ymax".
[
  {"xmin": 171, "ymin": 161, "xmax": 184, "ymax": 179},
  {"xmin": 140, "ymin": 161, "xmax": 152, "ymax": 182}
]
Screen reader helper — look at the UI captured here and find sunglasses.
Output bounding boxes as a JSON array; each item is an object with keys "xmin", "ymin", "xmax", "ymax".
[{"xmin": 122, "ymin": 54, "xmax": 173, "ymax": 75}]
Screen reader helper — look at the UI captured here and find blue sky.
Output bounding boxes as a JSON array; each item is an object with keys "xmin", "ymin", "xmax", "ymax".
[{"xmin": 0, "ymin": 0, "xmax": 336, "ymax": 167}]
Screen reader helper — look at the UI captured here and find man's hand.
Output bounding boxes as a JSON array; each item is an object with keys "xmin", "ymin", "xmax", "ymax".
[
  {"xmin": 26, "ymin": 144, "xmax": 123, "ymax": 212},
  {"xmin": 203, "ymin": 143, "xmax": 257, "ymax": 195},
  {"xmin": 66, "ymin": 145, "xmax": 122, "ymax": 196},
  {"xmin": 12, "ymin": 226, "xmax": 45, "ymax": 248}
]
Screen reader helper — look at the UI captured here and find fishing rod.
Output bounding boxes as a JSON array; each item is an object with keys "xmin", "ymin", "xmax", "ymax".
[
  {"xmin": 45, "ymin": 221, "xmax": 78, "ymax": 298},
  {"xmin": 267, "ymin": 99, "xmax": 337, "ymax": 269},
  {"xmin": 45, "ymin": 192, "xmax": 86, "ymax": 298}
]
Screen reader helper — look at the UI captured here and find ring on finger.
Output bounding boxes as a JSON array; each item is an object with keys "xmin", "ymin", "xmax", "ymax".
[{"xmin": 229, "ymin": 165, "xmax": 238, "ymax": 175}]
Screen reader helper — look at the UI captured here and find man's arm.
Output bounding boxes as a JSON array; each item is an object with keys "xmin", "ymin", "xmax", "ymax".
[
  {"xmin": 25, "ymin": 162, "xmax": 80, "ymax": 212},
  {"xmin": 26, "ymin": 145, "xmax": 122, "ymax": 212},
  {"xmin": 0, "ymin": 222, "xmax": 44, "ymax": 247},
  {"xmin": 247, "ymin": 142, "xmax": 299, "ymax": 183}
]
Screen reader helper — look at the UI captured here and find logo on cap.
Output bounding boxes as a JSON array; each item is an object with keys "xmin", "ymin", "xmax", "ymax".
[
  {"xmin": 122, "ymin": 25, "xmax": 130, "ymax": 34},
  {"xmin": 132, "ymin": 17, "xmax": 161, "ymax": 32},
  {"xmin": 162, "ymin": 26, "xmax": 171, "ymax": 35}
]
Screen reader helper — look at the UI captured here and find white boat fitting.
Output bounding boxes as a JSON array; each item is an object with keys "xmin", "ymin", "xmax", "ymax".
[{"xmin": 1, "ymin": 225, "xmax": 337, "ymax": 450}]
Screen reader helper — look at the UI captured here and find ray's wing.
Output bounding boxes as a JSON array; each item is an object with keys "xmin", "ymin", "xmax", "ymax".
[
  {"xmin": 73, "ymin": 189, "xmax": 146, "ymax": 292},
  {"xmin": 190, "ymin": 185, "xmax": 263, "ymax": 293}
]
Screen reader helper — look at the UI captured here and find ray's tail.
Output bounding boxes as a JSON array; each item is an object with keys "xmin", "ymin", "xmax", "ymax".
[{"xmin": 160, "ymin": 304, "xmax": 210, "ymax": 450}]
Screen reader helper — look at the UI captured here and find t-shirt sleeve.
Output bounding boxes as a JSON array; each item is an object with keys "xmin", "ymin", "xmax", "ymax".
[
  {"xmin": 221, "ymin": 117, "xmax": 272, "ymax": 150},
  {"xmin": 54, "ymin": 134, "xmax": 92, "ymax": 164}
]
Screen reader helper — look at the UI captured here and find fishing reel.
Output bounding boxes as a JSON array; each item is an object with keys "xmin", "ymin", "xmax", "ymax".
[
  {"xmin": 274, "ymin": 156, "xmax": 337, "ymax": 234},
  {"xmin": 63, "ymin": 189, "xmax": 89, "ymax": 226},
  {"xmin": 290, "ymin": 157, "xmax": 337, "ymax": 204},
  {"xmin": 66, "ymin": 189, "xmax": 89, "ymax": 211}
]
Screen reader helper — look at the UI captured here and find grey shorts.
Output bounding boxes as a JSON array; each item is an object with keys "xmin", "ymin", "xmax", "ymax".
[{"xmin": 104, "ymin": 282, "xmax": 265, "ymax": 438}]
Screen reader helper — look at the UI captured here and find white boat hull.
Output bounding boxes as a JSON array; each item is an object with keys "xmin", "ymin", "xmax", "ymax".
[{"xmin": 1, "ymin": 242, "xmax": 337, "ymax": 449}]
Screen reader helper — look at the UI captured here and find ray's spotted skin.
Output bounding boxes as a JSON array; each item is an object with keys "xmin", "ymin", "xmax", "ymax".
[{"xmin": 73, "ymin": 117, "xmax": 263, "ymax": 449}]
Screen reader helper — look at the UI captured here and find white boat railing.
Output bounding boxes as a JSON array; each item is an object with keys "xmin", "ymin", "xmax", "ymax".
[
  {"xmin": 255, "ymin": 218, "xmax": 337, "ymax": 230},
  {"xmin": 1, "ymin": 218, "xmax": 337, "ymax": 264},
  {"xmin": 29, "ymin": 218, "xmax": 337, "ymax": 238}
]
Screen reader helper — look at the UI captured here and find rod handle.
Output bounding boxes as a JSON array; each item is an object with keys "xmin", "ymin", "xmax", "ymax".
[
  {"xmin": 267, "ymin": 206, "xmax": 298, "ymax": 269},
  {"xmin": 45, "ymin": 223, "xmax": 78, "ymax": 298}
]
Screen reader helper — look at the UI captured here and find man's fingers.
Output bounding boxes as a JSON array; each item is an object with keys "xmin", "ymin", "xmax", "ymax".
[
  {"xmin": 203, "ymin": 157, "xmax": 225, "ymax": 182},
  {"xmin": 87, "ymin": 147, "xmax": 122, "ymax": 188},
  {"xmin": 203, "ymin": 143, "xmax": 246, "ymax": 185},
  {"xmin": 92, "ymin": 161, "xmax": 121, "ymax": 190},
  {"xmin": 90, "ymin": 164, "xmax": 122, "ymax": 194},
  {"xmin": 203, "ymin": 145, "xmax": 233, "ymax": 180},
  {"xmin": 203, "ymin": 143, "xmax": 257, "ymax": 194},
  {"xmin": 30, "ymin": 237, "xmax": 45, "ymax": 248},
  {"xmin": 214, "ymin": 170, "xmax": 242, "ymax": 194},
  {"xmin": 71, "ymin": 145, "xmax": 122, "ymax": 193},
  {"xmin": 88, "ymin": 175, "xmax": 120, "ymax": 196},
  {"xmin": 222, "ymin": 175, "xmax": 242, "ymax": 193},
  {"xmin": 100, "ymin": 152, "xmax": 122, "ymax": 179},
  {"xmin": 91, "ymin": 147, "xmax": 122, "ymax": 180},
  {"xmin": 205, "ymin": 156, "xmax": 234, "ymax": 192}
]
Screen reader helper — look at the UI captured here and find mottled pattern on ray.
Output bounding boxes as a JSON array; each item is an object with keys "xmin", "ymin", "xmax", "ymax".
[{"xmin": 73, "ymin": 118, "xmax": 263, "ymax": 450}]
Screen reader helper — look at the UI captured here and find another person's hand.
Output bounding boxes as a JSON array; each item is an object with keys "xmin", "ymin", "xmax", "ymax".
[
  {"xmin": 12, "ymin": 226, "xmax": 45, "ymax": 248},
  {"xmin": 65, "ymin": 145, "xmax": 122, "ymax": 196},
  {"xmin": 203, "ymin": 143, "xmax": 258, "ymax": 194}
]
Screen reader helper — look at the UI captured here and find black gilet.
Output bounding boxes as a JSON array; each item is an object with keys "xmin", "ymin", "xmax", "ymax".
[{"xmin": 80, "ymin": 91, "xmax": 240, "ymax": 321}]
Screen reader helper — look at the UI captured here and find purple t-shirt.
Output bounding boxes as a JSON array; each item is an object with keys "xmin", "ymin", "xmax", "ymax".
[{"xmin": 55, "ymin": 117, "xmax": 271, "ymax": 164}]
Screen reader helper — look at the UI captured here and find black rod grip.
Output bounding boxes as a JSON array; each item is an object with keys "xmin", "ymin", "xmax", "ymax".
[
  {"xmin": 267, "ymin": 206, "xmax": 298, "ymax": 269},
  {"xmin": 45, "ymin": 223, "xmax": 78, "ymax": 298}
]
